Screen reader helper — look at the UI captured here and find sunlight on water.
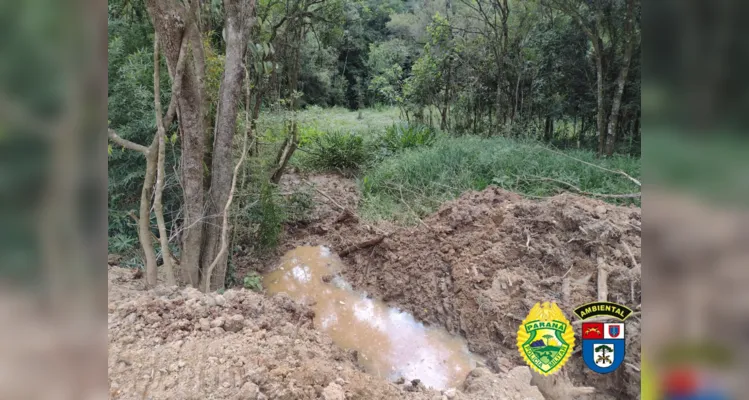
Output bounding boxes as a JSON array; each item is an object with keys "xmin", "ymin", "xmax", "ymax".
[{"xmin": 264, "ymin": 246, "xmax": 479, "ymax": 389}]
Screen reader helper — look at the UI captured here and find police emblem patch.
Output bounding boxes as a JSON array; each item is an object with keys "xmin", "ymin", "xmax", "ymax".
[
  {"xmin": 582, "ymin": 322, "xmax": 625, "ymax": 374},
  {"xmin": 516, "ymin": 302, "xmax": 574, "ymax": 376},
  {"xmin": 574, "ymin": 301, "xmax": 632, "ymax": 374}
]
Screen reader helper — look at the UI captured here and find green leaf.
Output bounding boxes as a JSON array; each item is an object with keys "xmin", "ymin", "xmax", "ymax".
[
  {"xmin": 108, "ymin": 144, "xmax": 113, "ymax": 156},
  {"xmin": 170, "ymin": 133, "xmax": 178, "ymax": 144}
]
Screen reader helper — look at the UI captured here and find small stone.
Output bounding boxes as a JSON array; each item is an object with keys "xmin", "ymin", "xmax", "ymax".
[
  {"xmin": 222, "ymin": 381, "xmax": 231, "ymax": 388},
  {"xmin": 322, "ymin": 382, "xmax": 345, "ymax": 400},
  {"xmin": 178, "ymin": 360, "xmax": 186, "ymax": 368},
  {"xmin": 168, "ymin": 363, "xmax": 179, "ymax": 372},
  {"xmin": 225, "ymin": 314, "xmax": 245, "ymax": 333},
  {"xmin": 199, "ymin": 318, "xmax": 211, "ymax": 331},
  {"xmin": 444, "ymin": 388, "xmax": 457, "ymax": 399},
  {"xmin": 210, "ymin": 327, "xmax": 224, "ymax": 335},
  {"xmin": 211, "ymin": 317, "xmax": 225, "ymax": 328},
  {"xmin": 172, "ymin": 340, "xmax": 184, "ymax": 350},
  {"xmin": 215, "ymin": 294, "xmax": 226, "ymax": 306},
  {"xmin": 204, "ymin": 296, "xmax": 217, "ymax": 307},
  {"xmin": 183, "ymin": 287, "xmax": 202, "ymax": 300},
  {"xmin": 235, "ymin": 381, "xmax": 259, "ymax": 400},
  {"xmin": 154, "ymin": 286, "xmax": 173, "ymax": 297}
]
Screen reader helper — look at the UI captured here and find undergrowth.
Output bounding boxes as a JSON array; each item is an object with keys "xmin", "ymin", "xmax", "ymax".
[
  {"xmin": 382, "ymin": 122, "xmax": 438, "ymax": 152},
  {"xmin": 360, "ymin": 136, "xmax": 640, "ymax": 223},
  {"xmin": 301, "ymin": 130, "xmax": 370, "ymax": 173}
]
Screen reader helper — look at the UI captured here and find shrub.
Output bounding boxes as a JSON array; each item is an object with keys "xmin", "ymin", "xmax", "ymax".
[
  {"xmin": 382, "ymin": 122, "xmax": 437, "ymax": 152},
  {"xmin": 285, "ymin": 189, "xmax": 314, "ymax": 224},
  {"xmin": 305, "ymin": 130, "xmax": 369, "ymax": 172},
  {"xmin": 257, "ymin": 182, "xmax": 285, "ymax": 249},
  {"xmin": 243, "ymin": 271, "xmax": 263, "ymax": 291}
]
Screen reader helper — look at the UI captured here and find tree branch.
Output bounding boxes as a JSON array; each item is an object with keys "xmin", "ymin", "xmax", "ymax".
[
  {"xmin": 108, "ymin": 128, "xmax": 149, "ymax": 154},
  {"xmin": 539, "ymin": 146, "xmax": 641, "ymax": 187},
  {"xmin": 162, "ymin": 19, "xmax": 191, "ymax": 128}
]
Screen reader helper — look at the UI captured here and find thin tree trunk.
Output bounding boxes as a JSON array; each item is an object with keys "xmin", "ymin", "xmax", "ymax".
[
  {"xmin": 147, "ymin": 0, "xmax": 206, "ymax": 287},
  {"xmin": 513, "ymin": 71, "xmax": 521, "ymax": 122},
  {"xmin": 201, "ymin": 0, "xmax": 257, "ymax": 291},
  {"xmin": 270, "ymin": 24, "xmax": 302, "ymax": 184},
  {"xmin": 594, "ymin": 11, "xmax": 606, "ymax": 156},
  {"xmin": 139, "ymin": 144, "xmax": 159, "ymax": 287},
  {"xmin": 605, "ymin": 0, "xmax": 636, "ymax": 156},
  {"xmin": 152, "ymin": 35, "xmax": 176, "ymax": 286},
  {"xmin": 204, "ymin": 117, "xmax": 251, "ymax": 293}
]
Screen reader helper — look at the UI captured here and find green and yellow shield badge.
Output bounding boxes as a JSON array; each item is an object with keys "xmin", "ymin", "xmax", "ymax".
[{"xmin": 517, "ymin": 302, "xmax": 575, "ymax": 375}]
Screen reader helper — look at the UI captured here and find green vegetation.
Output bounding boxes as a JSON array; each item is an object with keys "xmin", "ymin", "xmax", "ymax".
[
  {"xmin": 361, "ymin": 135, "xmax": 640, "ymax": 223},
  {"xmin": 382, "ymin": 122, "xmax": 438, "ymax": 153},
  {"xmin": 106, "ymin": 0, "xmax": 640, "ymax": 289},
  {"xmin": 243, "ymin": 271, "xmax": 263, "ymax": 292},
  {"xmin": 302, "ymin": 130, "xmax": 369, "ymax": 173}
]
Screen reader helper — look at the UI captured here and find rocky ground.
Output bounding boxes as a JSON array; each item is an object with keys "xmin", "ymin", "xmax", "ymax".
[{"xmin": 109, "ymin": 173, "xmax": 641, "ymax": 399}]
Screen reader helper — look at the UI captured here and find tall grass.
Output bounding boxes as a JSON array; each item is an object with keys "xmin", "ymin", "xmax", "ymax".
[{"xmin": 360, "ymin": 136, "xmax": 640, "ymax": 223}]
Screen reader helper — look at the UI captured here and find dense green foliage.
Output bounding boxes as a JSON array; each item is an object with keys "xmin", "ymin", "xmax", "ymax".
[{"xmin": 107, "ymin": 0, "xmax": 641, "ymax": 277}]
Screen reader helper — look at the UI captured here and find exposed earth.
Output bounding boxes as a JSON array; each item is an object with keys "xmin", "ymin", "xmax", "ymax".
[{"xmin": 108, "ymin": 173, "xmax": 641, "ymax": 399}]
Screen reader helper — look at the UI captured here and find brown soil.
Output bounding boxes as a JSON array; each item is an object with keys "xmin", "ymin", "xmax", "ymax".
[
  {"xmin": 108, "ymin": 266, "xmax": 545, "ymax": 399},
  {"xmin": 109, "ymin": 173, "xmax": 641, "ymax": 399},
  {"xmin": 285, "ymin": 184, "xmax": 641, "ymax": 399}
]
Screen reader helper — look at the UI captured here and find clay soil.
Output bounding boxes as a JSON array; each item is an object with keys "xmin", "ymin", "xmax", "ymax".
[{"xmin": 109, "ymin": 173, "xmax": 641, "ymax": 399}]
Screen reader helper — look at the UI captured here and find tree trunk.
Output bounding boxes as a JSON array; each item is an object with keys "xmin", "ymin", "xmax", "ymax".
[
  {"xmin": 152, "ymin": 36, "xmax": 176, "ymax": 286},
  {"xmin": 147, "ymin": 0, "xmax": 206, "ymax": 287},
  {"xmin": 513, "ymin": 71, "xmax": 521, "ymax": 123},
  {"xmin": 270, "ymin": 24, "xmax": 302, "ymax": 184},
  {"xmin": 595, "ymin": 43, "xmax": 605, "ymax": 156},
  {"xmin": 139, "ymin": 143, "xmax": 159, "ymax": 287},
  {"xmin": 201, "ymin": 0, "xmax": 256, "ymax": 292},
  {"xmin": 605, "ymin": 0, "xmax": 636, "ymax": 156}
]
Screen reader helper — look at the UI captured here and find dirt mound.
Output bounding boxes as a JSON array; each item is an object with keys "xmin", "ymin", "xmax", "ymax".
[
  {"xmin": 108, "ymin": 266, "xmax": 544, "ymax": 399},
  {"xmin": 316, "ymin": 187, "xmax": 642, "ymax": 399}
]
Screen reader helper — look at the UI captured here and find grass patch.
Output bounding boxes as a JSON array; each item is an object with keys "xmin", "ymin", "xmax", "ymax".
[
  {"xmin": 300, "ymin": 130, "xmax": 370, "ymax": 173},
  {"xmin": 360, "ymin": 136, "xmax": 640, "ymax": 223},
  {"xmin": 382, "ymin": 122, "xmax": 438, "ymax": 153}
]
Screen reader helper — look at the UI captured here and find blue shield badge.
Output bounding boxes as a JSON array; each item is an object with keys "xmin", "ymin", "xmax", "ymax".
[{"xmin": 582, "ymin": 322, "xmax": 625, "ymax": 374}]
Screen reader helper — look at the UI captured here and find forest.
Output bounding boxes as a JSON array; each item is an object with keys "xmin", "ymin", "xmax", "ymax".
[{"xmin": 108, "ymin": 0, "xmax": 641, "ymax": 291}]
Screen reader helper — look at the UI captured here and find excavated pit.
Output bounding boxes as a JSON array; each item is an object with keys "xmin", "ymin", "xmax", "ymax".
[
  {"xmin": 264, "ymin": 245, "xmax": 480, "ymax": 389},
  {"xmin": 283, "ymin": 185, "xmax": 642, "ymax": 399}
]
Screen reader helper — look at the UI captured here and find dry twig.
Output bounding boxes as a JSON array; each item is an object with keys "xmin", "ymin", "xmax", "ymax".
[{"xmin": 339, "ymin": 236, "xmax": 385, "ymax": 257}]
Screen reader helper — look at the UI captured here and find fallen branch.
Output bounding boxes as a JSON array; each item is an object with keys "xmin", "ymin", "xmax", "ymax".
[
  {"xmin": 339, "ymin": 236, "xmax": 385, "ymax": 257},
  {"xmin": 597, "ymin": 257, "xmax": 609, "ymax": 302},
  {"xmin": 525, "ymin": 174, "xmax": 640, "ymax": 199},
  {"xmin": 539, "ymin": 146, "xmax": 641, "ymax": 187}
]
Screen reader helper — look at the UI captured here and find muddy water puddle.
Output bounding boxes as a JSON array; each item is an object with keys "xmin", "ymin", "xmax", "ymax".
[{"xmin": 264, "ymin": 246, "xmax": 479, "ymax": 389}]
